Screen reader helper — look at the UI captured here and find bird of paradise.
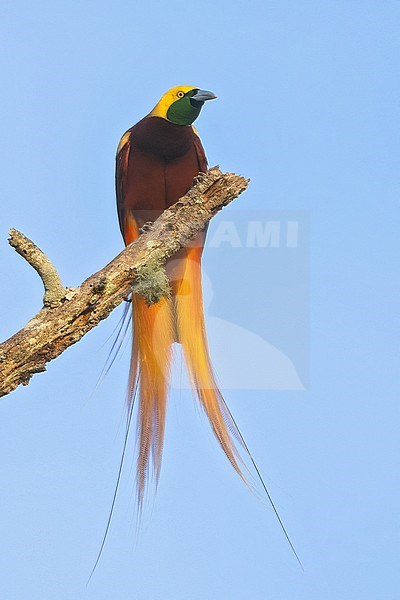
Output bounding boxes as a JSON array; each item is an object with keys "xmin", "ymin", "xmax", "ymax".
[{"xmin": 91, "ymin": 86, "xmax": 301, "ymax": 576}]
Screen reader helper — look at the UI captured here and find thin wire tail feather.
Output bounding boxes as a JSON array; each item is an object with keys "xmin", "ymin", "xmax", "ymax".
[
  {"xmin": 221, "ymin": 399, "xmax": 304, "ymax": 570},
  {"xmin": 87, "ymin": 374, "xmax": 139, "ymax": 583},
  {"xmin": 90, "ymin": 302, "xmax": 131, "ymax": 398}
]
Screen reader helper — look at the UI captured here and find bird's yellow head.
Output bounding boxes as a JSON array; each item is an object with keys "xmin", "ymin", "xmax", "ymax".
[{"xmin": 148, "ymin": 85, "xmax": 217, "ymax": 126}]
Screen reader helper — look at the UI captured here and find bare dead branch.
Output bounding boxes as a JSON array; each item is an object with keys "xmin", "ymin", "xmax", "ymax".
[
  {"xmin": 0, "ymin": 167, "xmax": 249, "ymax": 397},
  {"xmin": 9, "ymin": 228, "xmax": 66, "ymax": 307}
]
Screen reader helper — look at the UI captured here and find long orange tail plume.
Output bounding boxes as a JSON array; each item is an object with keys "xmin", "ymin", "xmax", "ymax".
[
  {"xmin": 172, "ymin": 243, "xmax": 246, "ymax": 483},
  {"xmin": 130, "ymin": 294, "xmax": 175, "ymax": 507}
]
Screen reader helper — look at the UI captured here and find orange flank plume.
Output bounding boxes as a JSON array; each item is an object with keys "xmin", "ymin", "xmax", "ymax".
[
  {"xmin": 172, "ymin": 242, "xmax": 245, "ymax": 483},
  {"xmin": 126, "ymin": 231, "xmax": 246, "ymax": 507},
  {"xmin": 131, "ymin": 294, "xmax": 175, "ymax": 504}
]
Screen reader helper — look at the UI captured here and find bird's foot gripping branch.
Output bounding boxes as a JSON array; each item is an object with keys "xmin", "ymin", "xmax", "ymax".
[{"xmin": 0, "ymin": 167, "xmax": 249, "ymax": 398}]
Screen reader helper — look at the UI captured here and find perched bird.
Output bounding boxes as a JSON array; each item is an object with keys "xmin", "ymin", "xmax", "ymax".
[
  {"xmin": 90, "ymin": 87, "xmax": 301, "ymax": 578},
  {"xmin": 115, "ymin": 85, "xmax": 246, "ymax": 507}
]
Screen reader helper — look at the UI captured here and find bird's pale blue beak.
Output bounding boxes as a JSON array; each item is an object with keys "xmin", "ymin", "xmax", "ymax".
[{"xmin": 192, "ymin": 89, "xmax": 217, "ymax": 102}]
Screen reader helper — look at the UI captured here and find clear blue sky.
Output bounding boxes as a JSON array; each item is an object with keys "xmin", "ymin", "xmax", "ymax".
[{"xmin": 0, "ymin": 1, "xmax": 399, "ymax": 598}]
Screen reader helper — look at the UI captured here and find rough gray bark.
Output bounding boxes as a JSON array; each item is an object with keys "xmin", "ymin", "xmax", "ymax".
[{"xmin": 0, "ymin": 167, "xmax": 249, "ymax": 398}]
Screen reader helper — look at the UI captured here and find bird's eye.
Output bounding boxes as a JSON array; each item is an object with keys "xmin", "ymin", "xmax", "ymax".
[{"xmin": 177, "ymin": 91, "xmax": 185, "ymax": 98}]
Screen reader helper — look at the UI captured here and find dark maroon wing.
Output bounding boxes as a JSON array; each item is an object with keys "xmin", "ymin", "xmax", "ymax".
[
  {"xmin": 192, "ymin": 129, "xmax": 208, "ymax": 173},
  {"xmin": 115, "ymin": 129, "xmax": 133, "ymax": 241}
]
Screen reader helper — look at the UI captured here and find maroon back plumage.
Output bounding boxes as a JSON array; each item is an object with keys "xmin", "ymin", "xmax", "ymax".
[{"xmin": 116, "ymin": 116, "xmax": 207, "ymax": 242}]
